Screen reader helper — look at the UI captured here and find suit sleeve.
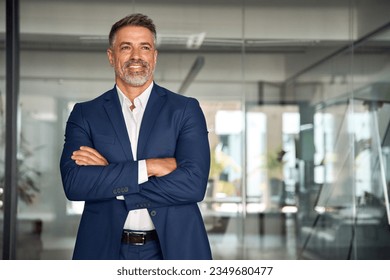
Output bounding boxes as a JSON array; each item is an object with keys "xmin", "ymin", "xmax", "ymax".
[
  {"xmin": 59, "ymin": 103, "xmax": 140, "ymax": 201},
  {"xmin": 123, "ymin": 98, "xmax": 211, "ymax": 211}
]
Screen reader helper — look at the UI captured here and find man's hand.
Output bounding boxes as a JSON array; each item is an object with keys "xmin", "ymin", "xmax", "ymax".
[
  {"xmin": 146, "ymin": 158, "xmax": 177, "ymax": 177},
  {"xmin": 71, "ymin": 146, "xmax": 108, "ymax": 166}
]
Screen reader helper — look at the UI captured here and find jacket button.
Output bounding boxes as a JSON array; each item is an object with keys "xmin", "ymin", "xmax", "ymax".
[{"xmin": 150, "ymin": 210, "xmax": 156, "ymax": 216}]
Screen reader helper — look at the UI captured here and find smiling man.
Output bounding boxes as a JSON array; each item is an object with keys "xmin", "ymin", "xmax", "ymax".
[{"xmin": 59, "ymin": 13, "xmax": 212, "ymax": 260}]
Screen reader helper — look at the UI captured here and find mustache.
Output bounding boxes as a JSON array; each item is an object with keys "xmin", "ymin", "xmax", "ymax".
[{"xmin": 123, "ymin": 59, "xmax": 149, "ymax": 68}]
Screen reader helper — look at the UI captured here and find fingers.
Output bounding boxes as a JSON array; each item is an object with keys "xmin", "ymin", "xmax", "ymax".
[
  {"xmin": 71, "ymin": 146, "xmax": 109, "ymax": 166},
  {"xmin": 80, "ymin": 146, "xmax": 107, "ymax": 161}
]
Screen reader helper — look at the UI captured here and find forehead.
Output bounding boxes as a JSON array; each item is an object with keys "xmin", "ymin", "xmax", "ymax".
[{"xmin": 113, "ymin": 26, "xmax": 155, "ymax": 45}]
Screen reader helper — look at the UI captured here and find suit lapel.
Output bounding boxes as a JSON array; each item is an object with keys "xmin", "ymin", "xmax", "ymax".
[
  {"xmin": 103, "ymin": 88, "xmax": 134, "ymax": 161},
  {"xmin": 137, "ymin": 84, "xmax": 167, "ymax": 159}
]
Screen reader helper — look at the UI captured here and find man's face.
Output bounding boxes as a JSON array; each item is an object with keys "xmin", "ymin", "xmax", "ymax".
[{"xmin": 107, "ymin": 26, "xmax": 157, "ymax": 87}]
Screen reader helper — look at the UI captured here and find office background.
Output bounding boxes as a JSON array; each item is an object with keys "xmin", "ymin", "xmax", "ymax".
[{"xmin": 1, "ymin": 0, "xmax": 390, "ymax": 259}]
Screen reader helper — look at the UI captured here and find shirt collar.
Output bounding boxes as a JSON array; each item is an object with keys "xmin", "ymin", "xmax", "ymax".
[{"xmin": 116, "ymin": 82, "xmax": 154, "ymax": 109}]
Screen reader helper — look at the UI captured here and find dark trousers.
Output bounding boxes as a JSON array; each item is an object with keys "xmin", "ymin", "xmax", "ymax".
[{"xmin": 119, "ymin": 239, "xmax": 163, "ymax": 260}]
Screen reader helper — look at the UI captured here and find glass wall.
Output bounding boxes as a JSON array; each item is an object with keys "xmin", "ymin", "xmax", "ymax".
[
  {"xmin": 289, "ymin": 3, "xmax": 390, "ymax": 259},
  {"xmin": 1, "ymin": 0, "xmax": 390, "ymax": 259}
]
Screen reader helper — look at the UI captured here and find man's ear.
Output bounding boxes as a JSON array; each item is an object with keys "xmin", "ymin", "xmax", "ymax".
[
  {"xmin": 154, "ymin": 49, "xmax": 158, "ymax": 65},
  {"xmin": 107, "ymin": 48, "xmax": 114, "ymax": 66}
]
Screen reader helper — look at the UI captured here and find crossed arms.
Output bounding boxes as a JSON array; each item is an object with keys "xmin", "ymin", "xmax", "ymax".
[{"xmin": 72, "ymin": 146, "xmax": 177, "ymax": 177}]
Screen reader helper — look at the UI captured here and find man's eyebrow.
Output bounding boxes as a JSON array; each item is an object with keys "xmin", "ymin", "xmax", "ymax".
[
  {"xmin": 119, "ymin": 41, "xmax": 132, "ymax": 46},
  {"xmin": 119, "ymin": 41, "xmax": 152, "ymax": 46}
]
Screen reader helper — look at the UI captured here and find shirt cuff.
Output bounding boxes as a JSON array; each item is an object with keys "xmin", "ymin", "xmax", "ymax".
[{"xmin": 138, "ymin": 159, "xmax": 148, "ymax": 184}]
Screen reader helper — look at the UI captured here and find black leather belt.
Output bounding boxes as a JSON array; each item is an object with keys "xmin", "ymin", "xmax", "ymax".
[{"xmin": 121, "ymin": 230, "xmax": 158, "ymax": 245}]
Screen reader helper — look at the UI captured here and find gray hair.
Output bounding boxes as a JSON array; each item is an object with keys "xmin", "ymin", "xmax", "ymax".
[{"xmin": 108, "ymin": 13, "xmax": 157, "ymax": 48}]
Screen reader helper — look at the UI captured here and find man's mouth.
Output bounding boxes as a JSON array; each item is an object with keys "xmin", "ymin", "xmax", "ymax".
[
  {"xmin": 129, "ymin": 65, "xmax": 143, "ymax": 69},
  {"xmin": 124, "ymin": 59, "xmax": 148, "ymax": 70}
]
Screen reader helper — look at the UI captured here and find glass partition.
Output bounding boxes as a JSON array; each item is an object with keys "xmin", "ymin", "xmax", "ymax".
[
  {"xmin": 1, "ymin": 0, "xmax": 390, "ymax": 260},
  {"xmin": 293, "ymin": 19, "xmax": 390, "ymax": 260}
]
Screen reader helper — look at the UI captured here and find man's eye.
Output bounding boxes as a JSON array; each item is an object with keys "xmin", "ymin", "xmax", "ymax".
[
  {"xmin": 121, "ymin": 46, "xmax": 130, "ymax": 50},
  {"xmin": 141, "ymin": 46, "xmax": 151, "ymax": 50}
]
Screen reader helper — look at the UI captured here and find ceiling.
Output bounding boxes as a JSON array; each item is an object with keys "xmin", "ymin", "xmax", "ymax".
[
  {"xmin": 0, "ymin": 0, "xmax": 388, "ymax": 54},
  {"xmin": 0, "ymin": 0, "xmax": 389, "ymax": 98}
]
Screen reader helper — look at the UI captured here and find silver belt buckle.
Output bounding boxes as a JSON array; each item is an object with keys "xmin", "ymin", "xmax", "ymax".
[{"xmin": 132, "ymin": 232, "xmax": 146, "ymax": 246}]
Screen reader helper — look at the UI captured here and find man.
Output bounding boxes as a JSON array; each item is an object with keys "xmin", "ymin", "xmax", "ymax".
[{"xmin": 59, "ymin": 13, "xmax": 212, "ymax": 260}]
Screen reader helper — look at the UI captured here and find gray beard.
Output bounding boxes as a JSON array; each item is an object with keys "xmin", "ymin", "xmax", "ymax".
[
  {"xmin": 119, "ymin": 59, "xmax": 153, "ymax": 87},
  {"xmin": 123, "ymin": 72, "xmax": 151, "ymax": 87}
]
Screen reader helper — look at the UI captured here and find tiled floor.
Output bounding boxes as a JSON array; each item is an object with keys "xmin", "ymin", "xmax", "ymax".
[{"xmin": 209, "ymin": 214, "xmax": 298, "ymax": 260}]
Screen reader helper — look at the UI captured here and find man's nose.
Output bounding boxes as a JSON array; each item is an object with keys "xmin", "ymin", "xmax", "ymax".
[{"xmin": 130, "ymin": 48, "xmax": 141, "ymax": 59}]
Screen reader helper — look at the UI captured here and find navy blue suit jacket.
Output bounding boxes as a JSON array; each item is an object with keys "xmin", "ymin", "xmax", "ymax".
[{"xmin": 60, "ymin": 83, "xmax": 212, "ymax": 259}]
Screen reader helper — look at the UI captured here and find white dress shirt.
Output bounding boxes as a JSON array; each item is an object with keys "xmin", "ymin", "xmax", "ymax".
[{"xmin": 116, "ymin": 82, "xmax": 155, "ymax": 231}]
